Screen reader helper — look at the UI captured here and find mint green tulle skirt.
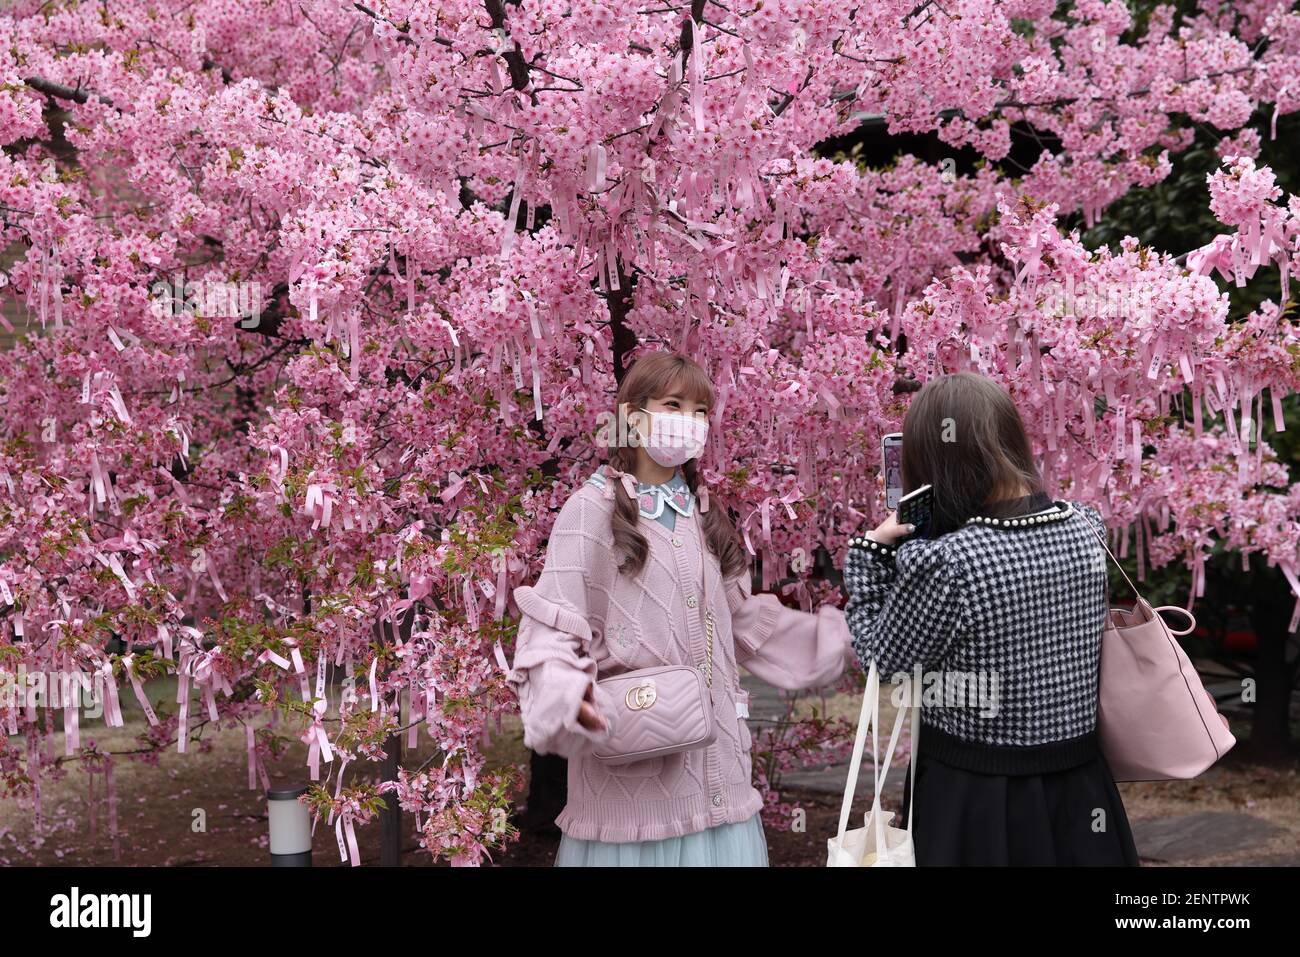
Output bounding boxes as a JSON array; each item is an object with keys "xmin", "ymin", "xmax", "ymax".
[{"xmin": 554, "ymin": 813, "xmax": 769, "ymax": 867}]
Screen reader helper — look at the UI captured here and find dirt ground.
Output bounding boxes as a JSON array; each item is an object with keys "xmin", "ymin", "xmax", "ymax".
[{"xmin": 2, "ymin": 695, "xmax": 1297, "ymax": 867}]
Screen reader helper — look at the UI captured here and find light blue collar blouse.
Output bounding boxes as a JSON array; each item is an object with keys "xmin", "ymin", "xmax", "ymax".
[{"xmin": 585, "ymin": 468, "xmax": 695, "ymax": 531}]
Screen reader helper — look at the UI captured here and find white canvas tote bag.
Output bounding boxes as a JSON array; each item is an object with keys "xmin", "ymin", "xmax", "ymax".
[{"xmin": 826, "ymin": 661, "xmax": 919, "ymax": 867}]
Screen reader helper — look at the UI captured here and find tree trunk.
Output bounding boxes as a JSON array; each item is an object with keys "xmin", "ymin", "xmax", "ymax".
[
  {"xmin": 514, "ymin": 751, "xmax": 567, "ymax": 838},
  {"xmin": 374, "ymin": 600, "xmax": 415, "ymax": 865},
  {"xmin": 379, "ymin": 734, "xmax": 403, "ymax": 865},
  {"xmin": 608, "ymin": 262, "xmax": 638, "ymax": 384},
  {"xmin": 1245, "ymin": 564, "xmax": 1296, "ymax": 760}
]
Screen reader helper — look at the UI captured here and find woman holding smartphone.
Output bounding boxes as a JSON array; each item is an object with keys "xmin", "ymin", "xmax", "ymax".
[
  {"xmin": 507, "ymin": 350, "xmax": 854, "ymax": 866},
  {"xmin": 843, "ymin": 371, "xmax": 1139, "ymax": 866}
]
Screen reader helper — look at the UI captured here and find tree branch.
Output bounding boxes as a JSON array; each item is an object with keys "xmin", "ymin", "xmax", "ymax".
[
  {"xmin": 484, "ymin": 0, "xmax": 535, "ymax": 99},
  {"xmin": 23, "ymin": 76, "xmax": 114, "ymax": 106}
]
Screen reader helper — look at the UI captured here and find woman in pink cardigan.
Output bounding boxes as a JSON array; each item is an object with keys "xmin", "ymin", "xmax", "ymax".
[{"xmin": 506, "ymin": 351, "xmax": 854, "ymax": 866}]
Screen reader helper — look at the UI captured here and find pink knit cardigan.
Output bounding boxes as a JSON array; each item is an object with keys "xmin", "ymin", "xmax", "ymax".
[{"xmin": 506, "ymin": 470, "xmax": 854, "ymax": 843}]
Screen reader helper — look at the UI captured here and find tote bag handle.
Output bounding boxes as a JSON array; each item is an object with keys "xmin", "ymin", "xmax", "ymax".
[
  {"xmin": 834, "ymin": 663, "xmax": 921, "ymax": 853},
  {"xmin": 869, "ymin": 667, "xmax": 920, "ymax": 839},
  {"xmin": 1077, "ymin": 508, "xmax": 1197, "ymax": 635},
  {"xmin": 874, "ymin": 676, "xmax": 919, "ymax": 837},
  {"xmin": 834, "ymin": 662, "xmax": 879, "ymax": 848}
]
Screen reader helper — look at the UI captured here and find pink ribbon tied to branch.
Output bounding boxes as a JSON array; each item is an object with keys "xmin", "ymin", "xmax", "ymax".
[
  {"xmin": 739, "ymin": 489, "xmax": 801, "ymax": 556},
  {"xmin": 335, "ymin": 810, "xmax": 361, "ymax": 867},
  {"xmin": 440, "ymin": 471, "xmax": 467, "ymax": 504},
  {"xmin": 301, "ymin": 697, "xmax": 334, "ymax": 780},
  {"xmin": 282, "ymin": 636, "xmax": 311, "ymax": 701},
  {"xmin": 92, "ymin": 655, "xmax": 124, "ymax": 728},
  {"xmin": 1012, "ymin": 229, "xmax": 1046, "ymax": 292},
  {"xmin": 303, "ymin": 482, "xmax": 338, "ymax": 530},
  {"xmin": 121, "ymin": 654, "xmax": 159, "ymax": 726},
  {"xmin": 441, "ymin": 470, "xmax": 489, "ymax": 504},
  {"xmin": 687, "ymin": 15, "xmax": 706, "ymax": 132},
  {"xmin": 96, "ymin": 528, "xmax": 159, "ymax": 554},
  {"xmin": 386, "ymin": 571, "xmax": 432, "ymax": 626},
  {"xmin": 105, "ymin": 385, "xmax": 132, "ymax": 426},
  {"xmin": 1186, "ymin": 233, "xmax": 1244, "ymax": 285},
  {"xmin": 256, "ymin": 648, "xmax": 293, "ymax": 671},
  {"xmin": 166, "ymin": 417, "xmax": 190, "ymax": 467},
  {"xmin": 393, "ymin": 520, "xmax": 424, "ymax": 575},
  {"xmin": 89, "ymin": 449, "xmax": 119, "ymax": 515},
  {"xmin": 184, "ymin": 648, "xmax": 224, "ymax": 722},
  {"xmin": 92, "ymin": 551, "xmax": 136, "ymax": 602},
  {"xmin": 268, "ymin": 445, "xmax": 289, "ymax": 495},
  {"xmin": 1279, "ymin": 561, "xmax": 1300, "ymax": 634}
]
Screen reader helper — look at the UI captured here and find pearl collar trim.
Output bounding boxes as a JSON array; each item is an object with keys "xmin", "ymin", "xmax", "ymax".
[
  {"xmin": 965, "ymin": 501, "xmax": 1074, "ymax": 527},
  {"xmin": 847, "ymin": 501, "xmax": 1075, "ymax": 555}
]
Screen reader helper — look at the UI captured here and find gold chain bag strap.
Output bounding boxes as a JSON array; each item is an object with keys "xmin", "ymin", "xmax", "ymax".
[
  {"xmin": 700, "ymin": 508, "xmax": 715, "ymax": 688},
  {"xmin": 591, "ymin": 505, "xmax": 718, "ymax": 765}
]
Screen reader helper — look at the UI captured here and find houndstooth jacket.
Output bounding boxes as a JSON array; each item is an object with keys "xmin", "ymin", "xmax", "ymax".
[{"xmin": 843, "ymin": 500, "xmax": 1111, "ymax": 749}]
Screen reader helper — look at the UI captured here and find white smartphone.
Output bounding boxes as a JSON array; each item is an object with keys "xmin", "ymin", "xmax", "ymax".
[{"xmin": 881, "ymin": 433, "xmax": 904, "ymax": 509}]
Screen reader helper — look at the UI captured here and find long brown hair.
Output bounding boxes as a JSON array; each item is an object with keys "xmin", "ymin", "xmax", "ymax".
[
  {"xmin": 900, "ymin": 372, "xmax": 1044, "ymax": 537},
  {"xmin": 605, "ymin": 351, "xmax": 748, "ymax": 579}
]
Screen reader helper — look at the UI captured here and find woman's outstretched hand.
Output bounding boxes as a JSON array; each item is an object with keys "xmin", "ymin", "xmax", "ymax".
[
  {"xmin": 865, "ymin": 509, "xmax": 916, "ymax": 547},
  {"xmin": 576, "ymin": 681, "xmax": 608, "ymax": 732}
]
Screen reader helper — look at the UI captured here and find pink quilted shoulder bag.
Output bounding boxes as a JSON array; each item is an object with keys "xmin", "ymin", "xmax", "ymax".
[
  {"xmin": 1080, "ymin": 511, "xmax": 1236, "ymax": 781},
  {"xmin": 590, "ymin": 515, "xmax": 717, "ymax": 766}
]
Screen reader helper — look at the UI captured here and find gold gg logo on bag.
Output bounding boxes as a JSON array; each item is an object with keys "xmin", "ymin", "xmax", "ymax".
[{"xmin": 625, "ymin": 680, "xmax": 658, "ymax": 710}]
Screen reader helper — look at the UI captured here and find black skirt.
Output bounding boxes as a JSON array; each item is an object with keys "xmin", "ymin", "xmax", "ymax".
[{"xmin": 901, "ymin": 725, "xmax": 1140, "ymax": 867}]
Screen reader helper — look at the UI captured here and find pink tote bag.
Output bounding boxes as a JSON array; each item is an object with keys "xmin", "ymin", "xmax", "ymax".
[{"xmin": 1080, "ymin": 513, "xmax": 1236, "ymax": 781}]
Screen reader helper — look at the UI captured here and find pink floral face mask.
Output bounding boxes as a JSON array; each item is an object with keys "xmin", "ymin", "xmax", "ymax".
[{"xmin": 638, "ymin": 408, "xmax": 709, "ymax": 467}]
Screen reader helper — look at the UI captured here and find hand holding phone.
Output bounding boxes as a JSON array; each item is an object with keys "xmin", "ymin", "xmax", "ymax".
[
  {"xmin": 865, "ymin": 509, "xmax": 917, "ymax": 547},
  {"xmin": 896, "ymin": 484, "xmax": 934, "ymax": 535},
  {"xmin": 861, "ymin": 485, "xmax": 934, "ymax": 547}
]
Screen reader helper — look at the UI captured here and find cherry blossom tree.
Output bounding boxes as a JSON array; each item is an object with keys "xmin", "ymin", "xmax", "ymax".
[{"xmin": 0, "ymin": 0, "xmax": 1298, "ymax": 864}]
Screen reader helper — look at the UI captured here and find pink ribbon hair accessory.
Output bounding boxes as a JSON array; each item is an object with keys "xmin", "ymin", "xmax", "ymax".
[{"xmin": 600, "ymin": 464, "xmax": 639, "ymax": 501}]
